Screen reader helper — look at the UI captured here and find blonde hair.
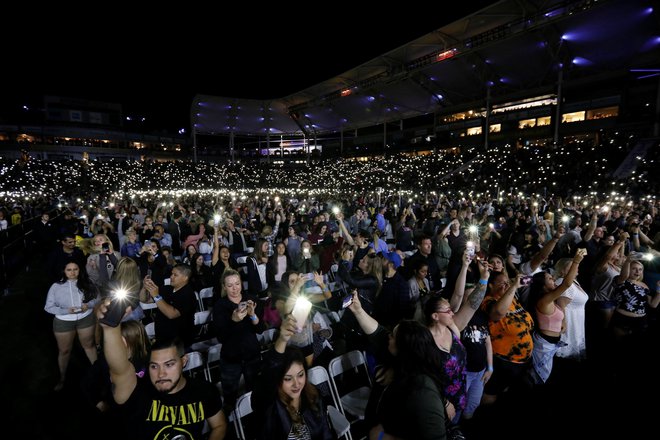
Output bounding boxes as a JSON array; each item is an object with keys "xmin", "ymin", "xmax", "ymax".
[
  {"xmin": 221, "ymin": 269, "xmax": 241, "ymax": 297},
  {"xmin": 113, "ymin": 257, "xmax": 142, "ymax": 294},
  {"xmin": 79, "ymin": 237, "xmax": 95, "ymax": 255},
  {"xmin": 91, "ymin": 233, "xmax": 113, "ymax": 254}
]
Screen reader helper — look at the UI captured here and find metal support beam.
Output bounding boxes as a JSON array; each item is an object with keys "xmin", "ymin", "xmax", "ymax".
[
  {"xmin": 192, "ymin": 126, "xmax": 198, "ymax": 163},
  {"xmin": 554, "ymin": 68, "xmax": 564, "ymax": 145},
  {"xmin": 229, "ymin": 131, "xmax": 235, "ymax": 163},
  {"xmin": 484, "ymin": 85, "xmax": 491, "ymax": 151}
]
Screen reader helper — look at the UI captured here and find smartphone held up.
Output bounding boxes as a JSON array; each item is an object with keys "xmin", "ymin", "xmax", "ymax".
[
  {"xmin": 341, "ymin": 293, "xmax": 354, "ymax": 309},
  {"xmin": 291, "ymin": 296, "xmax": 312, "ymax": 332},
  {"xmin": 99, "ymin": 289, "xmax": 128, "ymax": 327}
]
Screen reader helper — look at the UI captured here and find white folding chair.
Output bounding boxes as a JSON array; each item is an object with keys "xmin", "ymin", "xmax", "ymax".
[
  {"xmin": 144, "ymin": 322, "xmax": 155, "ymax": 340},
  {"xmin": 256, "ymin": 328, "xmax": 277, "ymax": 353},
  {"xmin": 205, "ymin": 343, "xmax": 223, "ymax": 383},
  {"xmin": 182, "ymin": 351, "xmax": 206, "ymax": 379},
  {"xmin": 307, "ymin": 366, "xmax": 352, "ymax": 439},
  {"xmin": 308, "ymin": 366, "xmax": 342, "ymax": 409},
  {"xmin": 193, "ymin": 310, "xmax": 212, "ymax": 340},
  {"xmin": 230, "ymin": 391, "xmax": 253, "ymax": 440},
  {"xmin": 198, "ymin": 286, "xmax": 214, "ymax": 310},
  {"xmin": 328, "ymin": 405, "xmax": 353, "ymax": 440},
  {"xmin": 194, "ymin": 291, "xmax": 204, "ymax": 312},
  {"xmin": 328, "ymin": 350, "xmax": 372, "ymax": 419},
  {"xmin": 189, "ymin": 337, "xmax": 220, "ymax": 353}
]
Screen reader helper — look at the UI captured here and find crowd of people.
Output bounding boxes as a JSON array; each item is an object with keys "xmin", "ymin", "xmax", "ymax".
[{"xmin": 2, "ymin": 134, "xmax": 658, "ymax": 439}]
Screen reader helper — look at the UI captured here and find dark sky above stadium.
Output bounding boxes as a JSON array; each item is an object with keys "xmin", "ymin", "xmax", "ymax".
[{"xmin": 2, "ymin": 3, "xmax": 498, "ymax": 133}]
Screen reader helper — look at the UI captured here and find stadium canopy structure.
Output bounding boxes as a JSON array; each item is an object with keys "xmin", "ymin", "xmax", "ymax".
[{"xmin": 191, "ymin": 0, "xmax": 660, "ymax": 137}]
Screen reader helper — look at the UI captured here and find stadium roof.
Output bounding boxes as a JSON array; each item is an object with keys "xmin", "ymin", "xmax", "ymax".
[{"xmin": 192, "ymin": 0, "xmax": 660, "ymax": 137}]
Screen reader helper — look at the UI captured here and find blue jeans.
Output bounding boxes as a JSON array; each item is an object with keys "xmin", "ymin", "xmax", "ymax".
[{"xmin": 455, "ymin": 369, "xmax": 486, "ymax": 420}]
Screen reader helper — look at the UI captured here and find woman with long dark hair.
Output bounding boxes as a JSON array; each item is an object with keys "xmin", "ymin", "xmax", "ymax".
[
  {"xmin": 44, "ymin": 262, "xmax": 99, "ymax": 390},
  {"xmin": 527, "ymin": 249, "xmax": 584, "ymax": 384},
  {"xmin": 251, "ymin": 315, "xmax": 333, "ymax": 440},
  {"xmin": 348, "ymin": 292, "xmax": 448, "ymax": 439}
]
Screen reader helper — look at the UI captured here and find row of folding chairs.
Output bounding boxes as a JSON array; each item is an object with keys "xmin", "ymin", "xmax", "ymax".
[
  {"xmin": 143, "ymin": 309, "xmax": 213, "ymax": 342},
  {"xmin": 227, "ymin": 350, "xmax": 371, "ymax": 440},
  {"xmin": 180, "ymin": 326, "xmax": 277, "ymax": 384}
]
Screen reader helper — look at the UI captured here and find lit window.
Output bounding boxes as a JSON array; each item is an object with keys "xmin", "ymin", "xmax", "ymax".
[
  {"xmin": 562, "ymin": 111, "xmax": 585, "ymax": 123},
  {"xmin": 489, "ymin": 124, "xmax": 501, "ymax": 133},
  {"xmin": 519, "ymin": 118, "xmax": 536, "ymax": 129},
  {"xmin": 466, "ymin": 127, "xmax": 482, "ymax": 136},
  {"xmin": 586, "ymin": 106, "xmax": 618, "ymax": 120},
  {"xmin": 536, "ymin": 116, "xmax": 551, "ymax": 126}
]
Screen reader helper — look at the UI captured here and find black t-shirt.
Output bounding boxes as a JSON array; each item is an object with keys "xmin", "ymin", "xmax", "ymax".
[
  {"xmin": 460, "ymin": 310, "xmax": 490, "ymax": 372},
  {"xmin": 120, "ymin": 377, "xmax": 222, "ymax": 440},
  {"xmin": 154, "ymin": 284, "xmax": 196, "ymax": 347}
]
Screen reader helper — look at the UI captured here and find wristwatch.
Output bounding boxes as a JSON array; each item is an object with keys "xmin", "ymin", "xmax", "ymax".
[{"xmin": 154, "ymin": 295, "xmax": 163, "ymax": 302}]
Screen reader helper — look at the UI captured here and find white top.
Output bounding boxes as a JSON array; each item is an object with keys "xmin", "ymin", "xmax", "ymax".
[
  {"xmin": 556, "ymin": 278, "xmax": 589, "ymax": 360},
  {"xmin": 44, "ymin": 280, "xmax": 95, "ymax": 321},
  {"xmin": 275, "ymin": 255, "xmax": 287, "ymax": 282}
]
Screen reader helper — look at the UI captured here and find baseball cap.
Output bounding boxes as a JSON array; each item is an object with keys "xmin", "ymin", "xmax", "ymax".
[{"xmin": 383, "ymin": 251, "xmax": 402, "ymax": 269}]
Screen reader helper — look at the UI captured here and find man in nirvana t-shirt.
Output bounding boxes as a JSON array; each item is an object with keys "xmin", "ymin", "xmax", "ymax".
[{"xmin": 98, "ymin": 304, "xmax": 227, "ymax": 439}]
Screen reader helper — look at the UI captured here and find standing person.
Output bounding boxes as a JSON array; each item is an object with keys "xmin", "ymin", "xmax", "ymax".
[
  {"xmin": 81, "ymin": 320, "xmax": 150, "ymax": 413},
  {"xmin": 284, "ymin": 225, "xmax": 303, "ymax": 264},
  {"xmin": 348, "ymin": 293, "xmax": 448, "ymax": 440},
  {"xmin": 167, "ymin": 211, "xmax": 183, "ymax": 256},
  {"xmin": 458, "ymin": 309, "xmax": 493, "ymax": 423},
  {"xmin": 211, "ymin": 243, "xmax": 234, "ymax": 304},
  {"xmin": 480, "ymin": 273, "xmax": 534, "ymax": 405},
  {"xmin": 246, "ymin": 238, "xmax": 270, "ymax": 299},
  {"xmin": 212, "ymin": 269, "xmax": 264, "ymax": 412},
  {"xmin": 44, "ymin": 262, "xmax": 99, "ymax": 391},
  {"xmin": 554, "ymin": 257, "xmax": 590, "ymax": 361},
  {"xmin": 47, "ymin": 233, "xmax": 87, "ymax": 283},
  {"xmin": 108, "ymin": 257, "xmax": 144, "ymax": 323},
  {"xmin": 86, "ymin": 233, "xmax": 121, "ymax": 291},
  {"xmin": 250, "ymin": 316, "xmax": 333, "ymax": 440},
  {"xmin": 374, "ymin": 251, "xmax": 412, "ymax": 327},
  {"xmin": 0, "ymin": 209, "xmax": 7, "ymax": 230},
  {"xmin": 142, "ymin": 264, "xmax": 197, "ymax": 348},
  {"xmin": 33, "ymin": 212, "xmax": 57, "ymax": 254},
  {"xmin": 423, "ymin": 258, "xmax": 490, "ymax": 439},
  {"xmin": 97, "ymin": 303, "xmax": 227, "ymax": 439},
  {"xmin": 610, "ymin": 258, "xmax": 660, "ymax": 340},
  {"xmin": 527, "ymin": 249, "xmax": 584, "ymax": 384}
]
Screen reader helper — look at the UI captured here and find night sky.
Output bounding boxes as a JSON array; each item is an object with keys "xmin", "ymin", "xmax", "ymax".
[{"xmin": 1, "ymin": 3, "xmax": 498, "ymax": 133}]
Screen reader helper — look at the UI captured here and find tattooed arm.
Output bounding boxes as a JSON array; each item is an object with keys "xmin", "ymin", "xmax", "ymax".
[{"xmin": 453, "ymin": 259, "xmax": 491, "ymax": 331}]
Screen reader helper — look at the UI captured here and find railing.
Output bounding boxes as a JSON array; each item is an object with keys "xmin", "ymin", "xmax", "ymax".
[{"xmin": 0, "ymin": 209, "xmax": 59, "ymax": 293}]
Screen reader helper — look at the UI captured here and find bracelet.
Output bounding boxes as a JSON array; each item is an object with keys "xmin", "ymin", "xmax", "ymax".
[
  {"xmin": 632, "ymin": 233, "xmax": 639, "ymax": 237},
  {"xmin": 479, "ymin": 279, "xmax": 488, "ymax": 285},
  {"xmin": 487, "ymin": 366, "xmax": 494, "ymax": 372},
  {"xmin": 153, "ymin": 295, "xmax": 163, "ymax": 302},
  {"xmin": 249, "ymin": 315, "xmax": 257, "ymax": 321},
  {"xmin": 444, "ymin": 400, "xmax": 450, "ymax": 408}
]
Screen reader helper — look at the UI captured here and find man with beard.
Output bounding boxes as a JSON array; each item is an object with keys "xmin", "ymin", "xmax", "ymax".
[{"xmin": 97, "ymin": 303, "xmax": 227, "ymax": 439}]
